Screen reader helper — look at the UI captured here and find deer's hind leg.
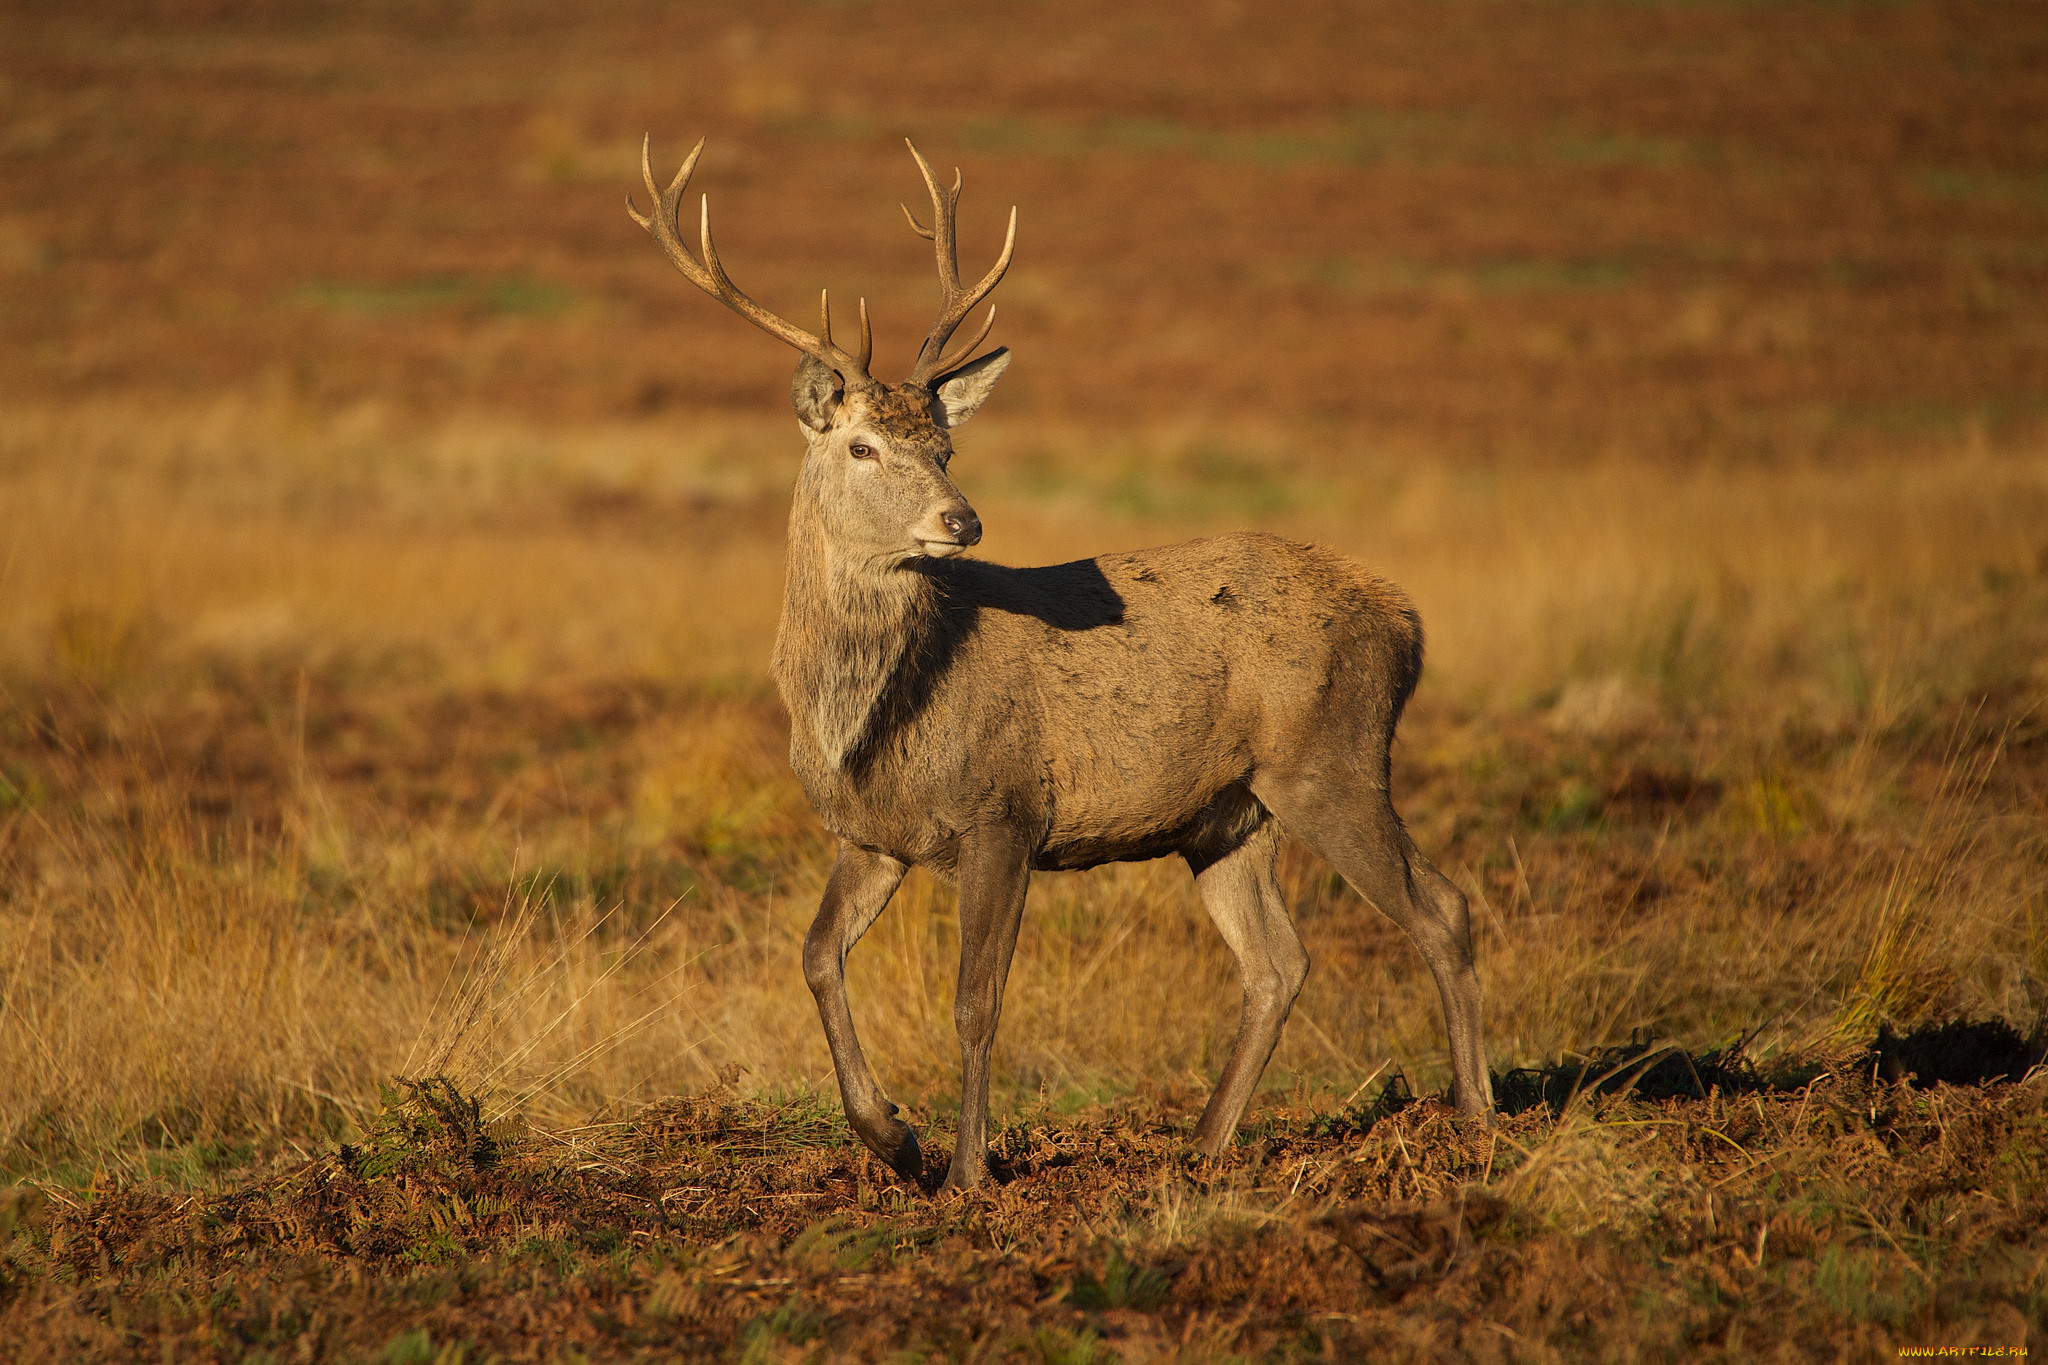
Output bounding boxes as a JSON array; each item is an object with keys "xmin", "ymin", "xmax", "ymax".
[
  {"xmin": 803, "ymin": 843, "xmax": 922, "ymax": 1180},
  {"xmin": 1256, "ymin": 777, "xmax": 1495, "ymax": 1119},
  {"xmin": 1186, "ymin": 816, "xmax": 1310, "ymax": 1157}
]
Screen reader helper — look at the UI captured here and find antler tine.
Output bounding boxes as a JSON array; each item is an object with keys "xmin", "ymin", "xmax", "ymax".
[
  {"xmin": 628, "ymin": 135, "xmax": 874, "ymax": 388},
  {"xmin": 897, "ymin": 166, "xmax": 965, "ymax": 244},
  {"xmin": 899, "ymin": 201, "xmax": 936, "ymax": 242},
  {"xmin": 627, "ymin": 134, "xmax": 716, "ymax": 292},
  {"xmin": 904, "ymin": 140, "xmax": 1017, "ymax": 385},
  {"xmin": 928, "ymin": 305, "xmax": 998, "ymax": 378},
  {"xmin": 903, "ymin": 142, "xmax": 959, "ymax": 290},
  {"xmin": 816, "ymin": 290, "xmax": 874, "ymax": 373}
]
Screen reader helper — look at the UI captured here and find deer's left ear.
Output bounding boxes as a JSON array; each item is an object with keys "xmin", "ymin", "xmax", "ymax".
[{"xmin": 930, "ymin": 348, "xmax": 1010, "ymax": 429}]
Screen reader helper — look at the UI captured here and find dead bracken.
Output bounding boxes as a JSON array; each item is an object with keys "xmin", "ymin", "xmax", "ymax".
[{"xmin": 4, "ymin": 1026, "xmax": 2044, "ymax": 1361}]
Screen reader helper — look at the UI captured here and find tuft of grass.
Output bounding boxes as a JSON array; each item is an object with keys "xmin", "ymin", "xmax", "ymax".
[
  {"xmin": 1071, "ymin": 1244, "xmax": 1173, "ymax": 1311},
  {"xmin": 1832, "ymin": 724, "xmax": 2009, "ymax": 1045}
]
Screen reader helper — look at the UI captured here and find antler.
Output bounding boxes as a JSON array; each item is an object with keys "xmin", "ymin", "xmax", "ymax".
[
  {"xmin": 901, "ymin": 140, "xmax": 1017, "ymax": 386},
  {"xmin": 627, "ymin": 135, "xmax": 875, "ymax": 386}
]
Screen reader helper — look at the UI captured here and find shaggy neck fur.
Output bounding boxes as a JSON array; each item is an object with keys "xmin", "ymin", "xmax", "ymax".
[{"xmin": 772, "ymin": 481, "xmax": 941, "ymax": 773}]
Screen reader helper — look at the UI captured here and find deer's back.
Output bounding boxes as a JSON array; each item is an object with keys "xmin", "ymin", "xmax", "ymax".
[{"xmin": 928, "ymin": 531, "xmax": 1423, "ymax": 869}]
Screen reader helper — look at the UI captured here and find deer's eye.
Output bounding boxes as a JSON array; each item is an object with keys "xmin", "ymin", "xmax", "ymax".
[{"xmin": 848, "ymin": 442, "xmax": 875, "ymax": 460}]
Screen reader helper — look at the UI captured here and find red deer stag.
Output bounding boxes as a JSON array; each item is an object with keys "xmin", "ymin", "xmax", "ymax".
[{"xmin": 629, "ymin": 137, "xmax": 1494, "ymax": 1192}]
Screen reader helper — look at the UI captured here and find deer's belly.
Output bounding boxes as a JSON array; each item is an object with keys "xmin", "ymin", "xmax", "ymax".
[
  {"xmin": 798, "ymin": 752, "xmax": 1260, "ymax": 876},
  {"xmin": 1033, "ymin": 767, "xmax": 1259, "ymax": 872}
]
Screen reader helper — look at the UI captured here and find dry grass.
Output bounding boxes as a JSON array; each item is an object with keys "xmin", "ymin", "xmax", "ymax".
[{"xmin": 2, "ymin": 395, "xmax": 2044, "ymax": 1181}]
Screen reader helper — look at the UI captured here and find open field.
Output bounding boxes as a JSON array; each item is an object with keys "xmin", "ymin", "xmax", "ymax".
[{"xmin": 4, "ymin": 0, "xmax": 2048, "ymax": 1358}]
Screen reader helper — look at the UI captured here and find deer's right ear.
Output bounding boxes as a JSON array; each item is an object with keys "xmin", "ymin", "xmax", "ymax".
[{"xmin": 791, "ymin": 355, "xmax": 843, "ymax": 433}]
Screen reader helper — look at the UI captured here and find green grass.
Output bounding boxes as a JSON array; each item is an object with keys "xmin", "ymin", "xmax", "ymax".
[
  {"xmin": 1914, "ymin": 168, "xmax": 2048, "ymax": 210},
  {"xmin": 291, "ymin": 275, "xmax": 572, "ymax": 318},
  {"xmin": 955, "ymin": 110, "xmax": 1702, "ymax": 172}
]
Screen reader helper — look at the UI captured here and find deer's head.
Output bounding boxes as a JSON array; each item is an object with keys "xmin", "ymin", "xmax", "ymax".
[{"xmin": 630, "ymin": 139, "xmax": 1013, "ymax": 564}]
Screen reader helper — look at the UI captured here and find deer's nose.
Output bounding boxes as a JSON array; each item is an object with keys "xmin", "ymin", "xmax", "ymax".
[{"xmin": 942, "ymin": 508, "xmax": 982, "ymax": 546}]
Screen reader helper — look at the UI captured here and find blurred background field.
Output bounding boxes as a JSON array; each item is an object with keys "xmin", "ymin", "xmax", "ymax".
[{"xmin": 2, "ymin": 0, "xmax": 2046, "ymax": 1180}]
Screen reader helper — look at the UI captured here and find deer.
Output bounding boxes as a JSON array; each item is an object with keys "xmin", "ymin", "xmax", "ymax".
[{"xmin": 628, "ymin": 136, "xmax": 1495, "ymax": 1192}]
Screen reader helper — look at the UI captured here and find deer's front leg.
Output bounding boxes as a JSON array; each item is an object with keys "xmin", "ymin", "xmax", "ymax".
[
  {"xmin": 942, "ymin": 824, "xmax": 1035, "ymax": 1193},
  {"xmin": 802, "ymin": 843, "xmax": 920, "ymax": 1181}
]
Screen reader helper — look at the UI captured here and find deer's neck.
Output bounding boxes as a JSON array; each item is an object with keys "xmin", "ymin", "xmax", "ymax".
[{"xmin": 771, "ymin": 494, "xmax": 941, "ymax": 774}]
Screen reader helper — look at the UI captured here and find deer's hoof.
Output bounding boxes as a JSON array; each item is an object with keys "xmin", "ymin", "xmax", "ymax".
[
  {"xmin": 858, "ymin": 1118, "xmax": 922, "ymax": 1183},
  {"xmin": 938, "ymin": 1154, "xmax": 986, "ymax": 1194}
]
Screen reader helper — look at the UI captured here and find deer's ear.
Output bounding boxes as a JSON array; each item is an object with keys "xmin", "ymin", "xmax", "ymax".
[
  {"xmin": 791, "ymin": 355, "xmax": 843, "ymax": 432},
  {"xmin": 930, "ymin": 348, "xmax": 1010, "ymax": 429}
]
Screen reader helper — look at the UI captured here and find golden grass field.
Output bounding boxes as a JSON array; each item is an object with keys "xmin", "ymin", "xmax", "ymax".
[
  {"xmin": 4, "ymin": 1, "xmax": 2048, "ymax": 1358},
  {"xmin": 4, "ymin": 396, "xmax": 2046, "ymax": 1177}
]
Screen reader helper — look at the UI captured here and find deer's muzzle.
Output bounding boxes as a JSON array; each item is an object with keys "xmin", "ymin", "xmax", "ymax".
[{"xmin": 918, "ymin": 503, "xmax": 982, "ymax": 557}]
